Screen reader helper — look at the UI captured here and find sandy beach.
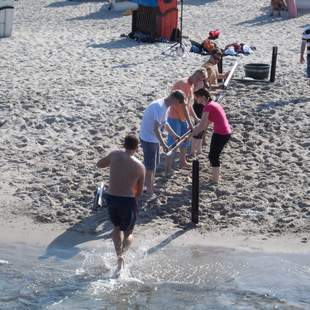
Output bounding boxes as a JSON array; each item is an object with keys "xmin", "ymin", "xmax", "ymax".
[
  {"xmin": 0, "ymin": 1, "xmax": 310, "ymax": 308},
  {"xmin": 0, "ymin": 0, "xmax": 309, "ymax": 250}
]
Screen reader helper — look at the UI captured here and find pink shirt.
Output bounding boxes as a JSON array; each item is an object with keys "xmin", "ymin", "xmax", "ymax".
[{"xmin": 203, "ymin": 101, "xmax": 232, "ymax": 135}]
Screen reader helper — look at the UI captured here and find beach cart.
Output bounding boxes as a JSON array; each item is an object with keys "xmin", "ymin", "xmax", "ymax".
[{"xmin": 131, "ymin": 0, "xmax": 178, "ymax": 40}]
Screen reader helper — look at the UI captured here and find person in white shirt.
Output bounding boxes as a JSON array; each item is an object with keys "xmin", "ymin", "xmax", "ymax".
[{"xmin": 140, "ymin": 90, "xmax": 185, "ymax": 194}]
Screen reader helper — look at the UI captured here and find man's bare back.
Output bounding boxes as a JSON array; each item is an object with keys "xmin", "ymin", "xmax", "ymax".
[
  {"xmin": 97, "ymin": 134, "xmax": 145, "ymax": 274},
  {"xmin": 106, "ymin": 150, "xmax": 144, "ymax": 198}
]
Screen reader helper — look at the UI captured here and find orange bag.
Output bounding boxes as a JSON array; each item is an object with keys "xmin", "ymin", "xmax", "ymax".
[{"xmin": 202, "ymin": 39, "xmax": 216, "ymax": 53}]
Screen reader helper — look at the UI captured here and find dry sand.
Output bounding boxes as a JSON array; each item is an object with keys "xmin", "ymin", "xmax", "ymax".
[{"xmin": 0, "ymin": 0, "xmax": 309, "ymax": 249}]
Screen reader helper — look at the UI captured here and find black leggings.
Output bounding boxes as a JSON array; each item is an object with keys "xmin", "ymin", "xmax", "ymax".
[
  {"xmin": 208, "ymin": 133, "xmax": 231, "ymax": 167},
  {"xmin": 193, "ymin": 101, "xmax": 205, "ymax": 139}
]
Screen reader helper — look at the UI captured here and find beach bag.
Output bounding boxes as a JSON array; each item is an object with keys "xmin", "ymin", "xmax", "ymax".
[{"xmin": 208, "ymin": 29, "xmax": 220, "ymax": 40}]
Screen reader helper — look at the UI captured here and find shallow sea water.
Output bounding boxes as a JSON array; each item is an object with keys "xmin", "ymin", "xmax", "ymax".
[{"xmin": 0, "ymin": 242, "xmax": 309, "ymax": 310}]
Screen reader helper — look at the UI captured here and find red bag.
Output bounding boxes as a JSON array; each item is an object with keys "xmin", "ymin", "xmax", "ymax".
[{"xmin": 208, "ymin": 29, "xmax": 220, "ymax": 40}]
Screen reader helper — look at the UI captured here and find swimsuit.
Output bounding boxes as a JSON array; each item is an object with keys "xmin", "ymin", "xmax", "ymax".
[{"xmin": 106, "ymin": 194, "xmax": 137, "ymax": 232}]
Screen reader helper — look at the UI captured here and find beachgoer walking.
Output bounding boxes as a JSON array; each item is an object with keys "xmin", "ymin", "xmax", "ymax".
[
  {"xmin": 300, "ymin": 25, "xmax": 310, "ymax": 85},
  {"xmin": 165, "ymin": 69, "xmax": 208, "ymax": 175},
  {"xmin": 203, "ymin": 48, "xmax": 229, "ymax": 89},
  {"xmin": 97, "ymin": 134, "xmax": 145, "ymax": 272},
  {"xmin": 140, "ymin": 90, "xmax": 185, "ymax": 194},
  {"xmin": 192, "ymin": 88, "xmax": 231, "ymax": 183}
]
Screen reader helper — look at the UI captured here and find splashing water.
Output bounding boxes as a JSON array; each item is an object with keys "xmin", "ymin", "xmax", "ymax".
[{"xmin": 0, "ymin": 242, "xmax": 309, "ymax": 309}]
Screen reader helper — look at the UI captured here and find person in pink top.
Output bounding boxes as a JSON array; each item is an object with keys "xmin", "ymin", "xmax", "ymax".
[{"xmin": 192, "ymin": 88, "xmax": 231, "ymax": 183}]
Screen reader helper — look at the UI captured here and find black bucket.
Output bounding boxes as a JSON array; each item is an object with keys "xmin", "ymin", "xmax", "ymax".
[{"xmin": 244, "ymin": 63, "xmax": 270, "ymax": 80}]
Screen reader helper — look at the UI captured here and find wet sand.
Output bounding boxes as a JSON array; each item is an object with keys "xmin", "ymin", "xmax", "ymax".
[{"xmin": 0, "ymin": 215, "xmax": 309, "ymax": 256}]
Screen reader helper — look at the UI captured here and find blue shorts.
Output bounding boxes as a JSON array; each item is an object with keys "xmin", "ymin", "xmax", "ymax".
[
  {"xmin": 106, "ymin": 194, "xmax": 137, "ymax": 232},
  {"xmin": 140, "ymin": 139, "xmax": 160, "ymax": 171},
  {"xmin": 307, "ymin": 55, "xmax": 310, "ymax": 78},
  {"xmin": 167, "ymin": 117, "xmax": 189, "ymax": 148}
]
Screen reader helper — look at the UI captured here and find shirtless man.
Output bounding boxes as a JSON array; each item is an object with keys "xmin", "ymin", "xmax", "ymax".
[
  {"xmin": 97, "ymin": 134, "xmax": 145, "ymax": 272},
  {"xmin": 203, "ymin": 48, "xmax": 229, "ymax": 90}
]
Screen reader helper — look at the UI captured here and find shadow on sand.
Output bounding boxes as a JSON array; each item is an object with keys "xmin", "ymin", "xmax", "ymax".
[
  {"xmin": 39, "ymin": 210, "xmax": 113, "ymax": 260},
  {"xmin": 256, "ymin": 96, "xmax": 310, "ymax": 110},
  {"xmin": 47, "ymin": 1, "xmax": 124, "ymax": 20},
  {"xmin": 68, "ymin": 3, "xmax": 125, "ymax": 21},
  {"xmin": 237, "ymin": 6, "xmax": 310, "ymax": 27},
  {"xmin": 146, "ymin": 223, "xmax": 195, "ymax": 255},
  {"xmin": 88, "ymin": 37, "xmax": 141, "ymax": 50},
  {"xmin": 46, "ymin": 0, "xmax": 105, "ymax": 8},
  {"xmin": 186, "ymin": 0, "xmax": 219, "ymax": 7}
]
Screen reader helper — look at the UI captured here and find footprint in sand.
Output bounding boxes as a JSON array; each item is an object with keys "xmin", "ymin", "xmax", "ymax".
[{"xmin": 43, "ymin": 116, "xmax": 57, "ymax": 125}]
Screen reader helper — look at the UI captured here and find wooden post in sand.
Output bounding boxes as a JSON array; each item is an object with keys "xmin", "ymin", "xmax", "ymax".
[
  {"xmin": 270, "ymin": 46, "xmax": 278, "ymax": 83},
  {"xmin": 191, "ymin": 159, "xmax": 199, "ymax": 224}
]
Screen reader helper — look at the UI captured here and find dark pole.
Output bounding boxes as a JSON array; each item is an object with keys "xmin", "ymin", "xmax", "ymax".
[
  {"xmin": 270, "ymin": 46, "xmax": 278, "ymax": 83},
  {"xmin": 179, "ymin": 0, "xmax": 183, "ymax": 44},
  {"xmin": 191, "ymin": 159, "xmax": 199, "ymax": 224},
  {"xmin": 218, "ymin": 55, "xmax": 223, "ymax": 83}
]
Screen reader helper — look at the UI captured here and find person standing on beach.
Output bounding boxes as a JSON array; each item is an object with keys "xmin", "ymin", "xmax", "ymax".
[
  {"xmin": 203, "ymin": 48, "xmax": 229, "ymax": 90},
  {"xmin": 300, "ymin": 25, "xmax": 310, "ymax": 85},
  {"xmin": 140, "ymin": 90, "xmax": 185, "ymax": 194},
  {"xmin": 165, "ymin": 69, "xmax": 208, "ymax": 175},
  {"xmin": 192, "ymin": 88, "xmax": 231, "ymax": 183},
  {"xmin": 97, "ymin": 134, "xmax": 145, "ymax": 272}
]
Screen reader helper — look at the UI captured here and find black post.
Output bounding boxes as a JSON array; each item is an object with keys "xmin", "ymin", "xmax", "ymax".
[
  {"xmin": 179, "ymin": 0, "xmax": 183, "ymax": 44},
  {"xmin": 131, "ymin": 9, "xmax": 136, "ymax": 33},
  {"xmin": 270, "ymin": 46, "xmax": 278, "ymax": 83},
  {"xmin": 191, "ymin": 159, "xmax": 199, "ymax": 224},
  {"xmin": 218, "ymin": 55, "xmax": 223, "ymax": 83}
]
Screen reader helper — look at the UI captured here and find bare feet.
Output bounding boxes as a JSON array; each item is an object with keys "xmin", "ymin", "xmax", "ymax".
[
  {"xmin": 209, "ymin": 178, "xmax": 218, "ymax": 184},
  {"xmin": 111, "ymin": 256, "xmax": 125, "ymax": 278},
  {"xmin": 117, "ymin": 256, "xmax": 124, "ymax": 272},
  {"xmin": 165, "ymin": 169, "xmax": 173, "ymax": 177},
  {"xmin": 180, "ymin": 161, "xmax": 191, "ymax": 169}
]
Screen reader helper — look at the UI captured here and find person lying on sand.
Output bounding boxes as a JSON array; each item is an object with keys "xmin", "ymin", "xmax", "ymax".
[
  {"xmin": 97, "ymin": 134, "xmax": 145, "ymax": 273},
  {"xmin": 165, "ymin": 69, "xmax": 208, "ymax": 175},
  {"xmin": 139, "ymin": 90, "xmax": 185, "ymax": 194},
  {"xmin": 192, "ymin": 88, "xmax": 231, "ymax": 184},
  {"xmin": 202, "ymin": 48, "xmax": 229, "ymax": 90},
  {"xmin": 300, "ymin": 25, "xmax": 310, "ymax": 86}
]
